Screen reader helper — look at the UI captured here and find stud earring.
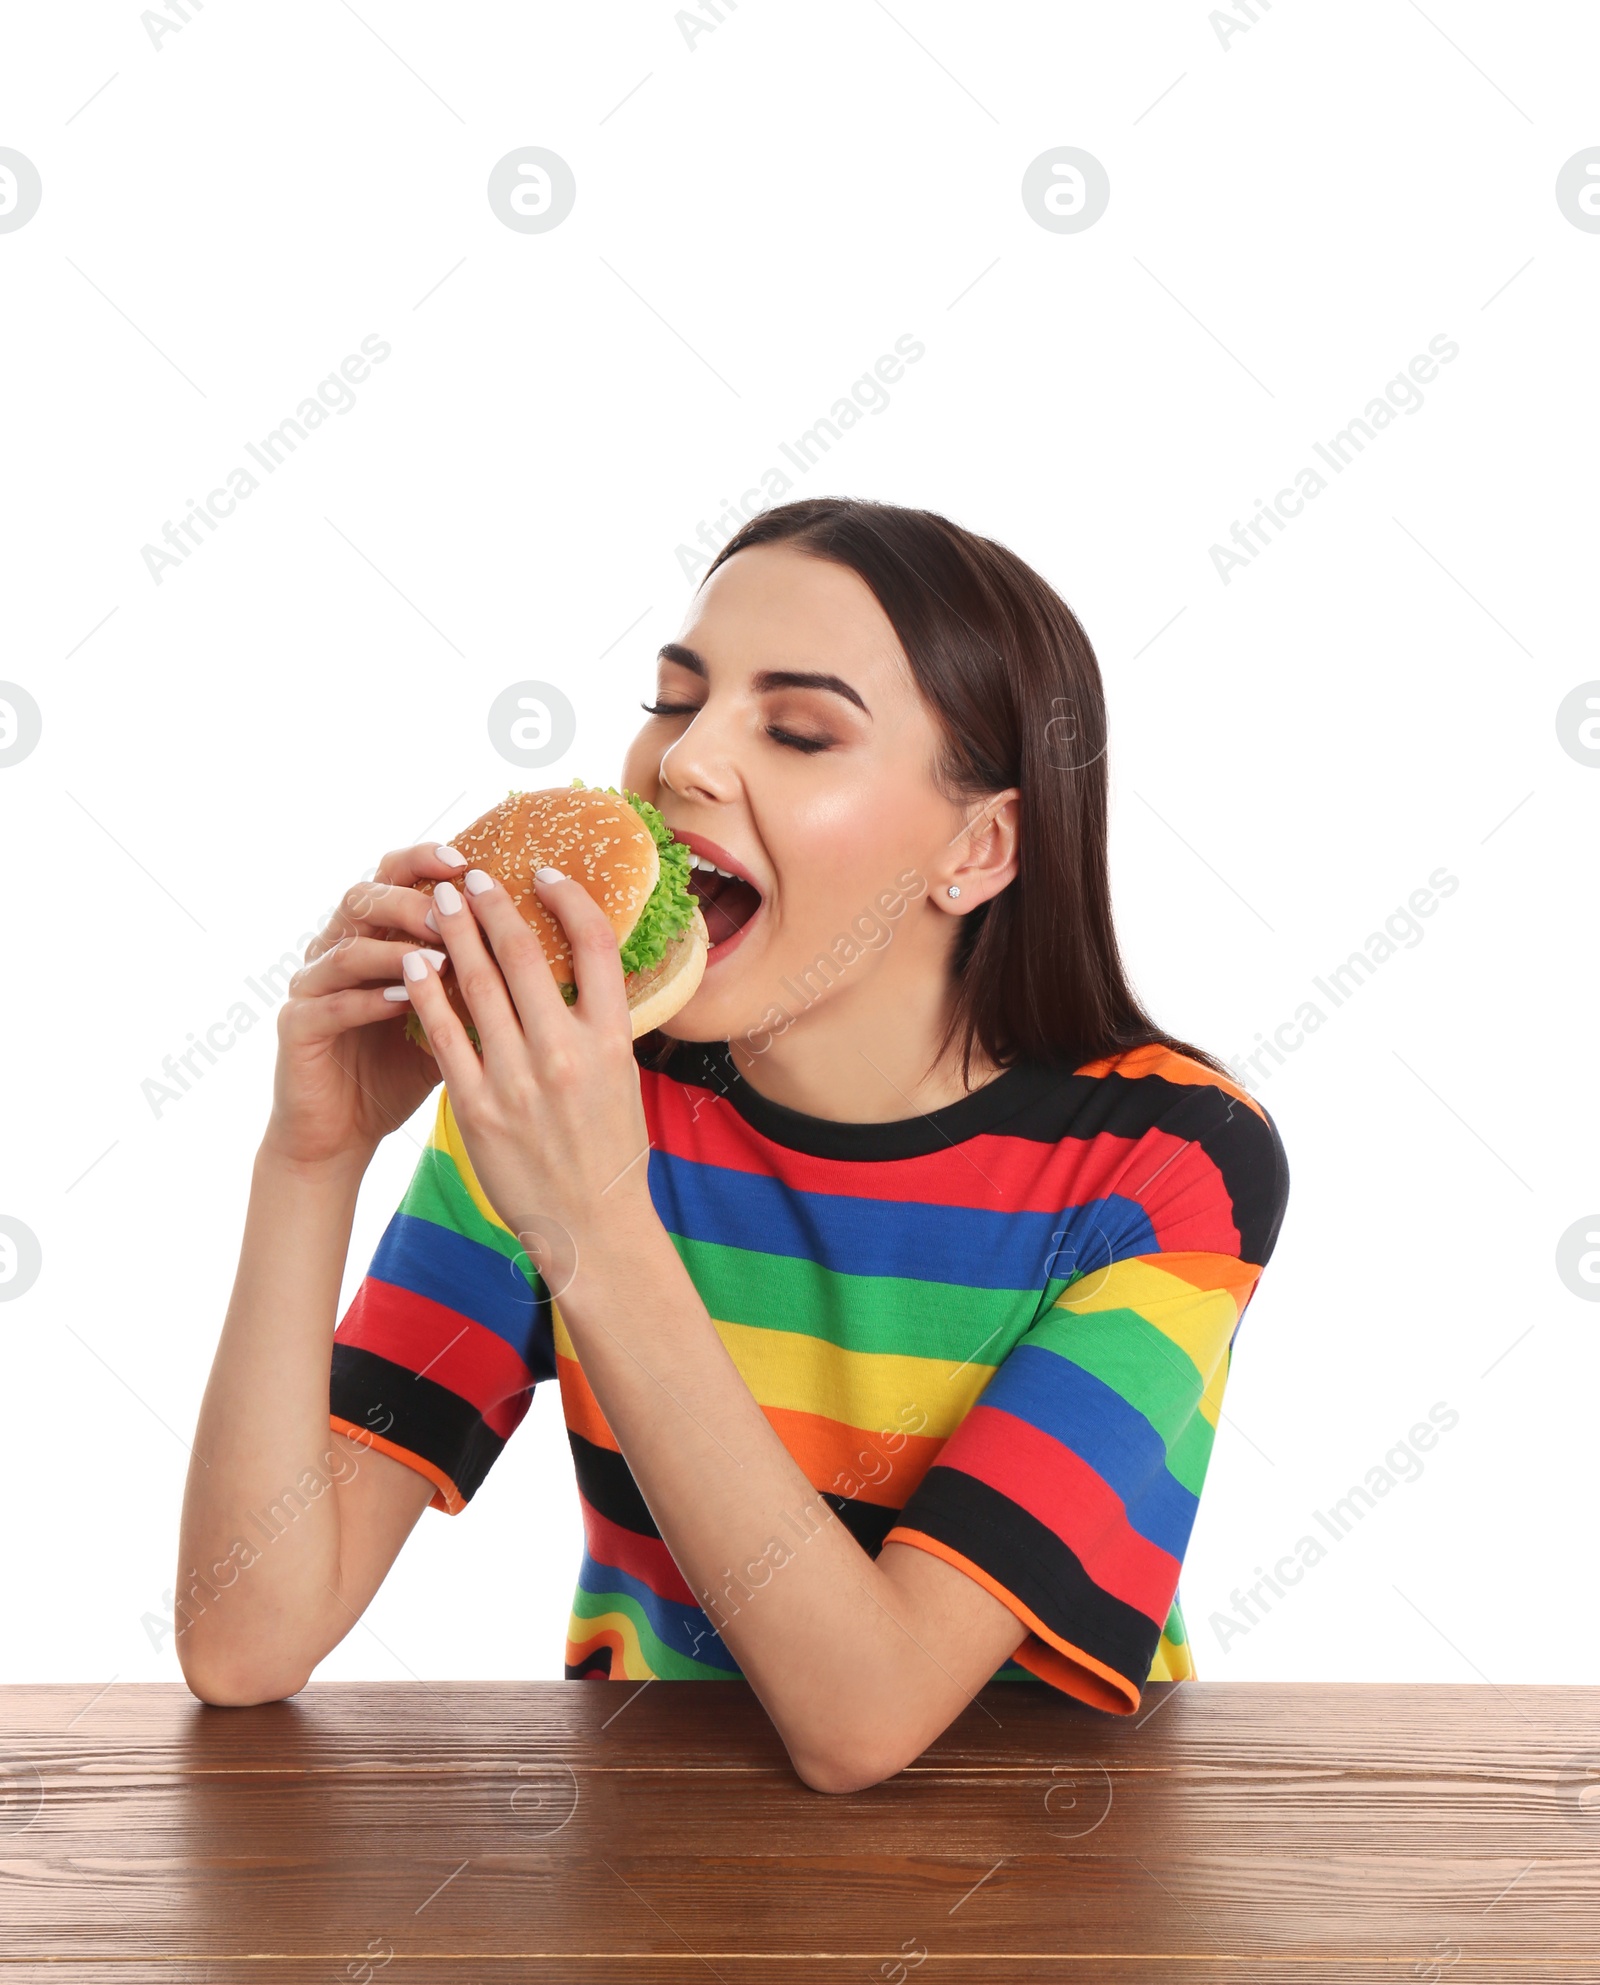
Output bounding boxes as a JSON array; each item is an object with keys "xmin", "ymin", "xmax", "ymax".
[{"xmin": 946, "ymin": 884, "xmax": 961, "ymax": 899}]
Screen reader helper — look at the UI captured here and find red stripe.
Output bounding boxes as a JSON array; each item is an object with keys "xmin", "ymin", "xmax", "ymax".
[
  {"xmin": 580, "ymin": 1493, "xmax": 699, "ymax": 1606},
  {"xmin": 936, "ymin": 1402, "xmax": 1180, "ymax": 1623},
  {"xmin": 642, "ymin": 1067, "xmax": 1239, "ymax": 1247},
  {"xmin": 335, "ymin": 1278, "xmax": 535, "ymax": 1441}
]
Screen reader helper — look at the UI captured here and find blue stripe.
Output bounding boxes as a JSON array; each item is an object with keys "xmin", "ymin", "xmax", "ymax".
[
  {"xmin": 646, "ymin": 1152, "xmax": 1159, "ymax": 1290},
  {"xmin": 577, "ymin": 1550, "xmax": 743, "ymax": 1674},
  {"xmin": 976, "ymin": 1343, "xmax": 1199, "ymax": 1560},
  {"xmin": 368, "ymin": 1211, "xmax": 557, "ymax": 1383}
]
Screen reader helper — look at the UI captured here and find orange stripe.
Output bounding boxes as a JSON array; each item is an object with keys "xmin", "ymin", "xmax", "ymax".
[
  {"xmin": 566, "ymin": 1623, "xmax": 633, "ymax": 1678},
  {"xmin": 761, "ymin": 1405, "xmax": 944, "ymax": 1507},
  {"xmin": 1076, "ymin": 1041, "xmax": 1268, "ymax": 1124},
  {"xmin": 329, "ymin": 1416, "xmax": 464, "ymax": 1515},
  {"xmin": 556, "ymin": 1350, "xmax": 620, "ymax": 1451},
  {"xmin": 883, "ymin": 1527, "xmax": 1139, "ymax": 1716}
]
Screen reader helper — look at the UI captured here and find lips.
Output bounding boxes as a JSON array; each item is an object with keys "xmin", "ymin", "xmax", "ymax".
[{"xmin": 676, "ymin": 834, "xmax": 765, "ymax": 951}]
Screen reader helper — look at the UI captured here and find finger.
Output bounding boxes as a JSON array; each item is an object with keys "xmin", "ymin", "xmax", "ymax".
[
  {"xmin": 289, "ymin": 935, "xmax": 449, "ymax": 998},
  {"xmin": 277, "ymin": 982, "xmax": 426, "ymax": 1048},
  {"xmin": 396, "ymin": 944, "xmax": 483, "ymax": 1096},
  {"xmin": 527, "ymin": 865, "xmax": 631, "ymax": 1035},
  {"xmin": 421, "ymin": 877, "xmax": 525, "ymax": 1066},
  {"xmin": 305, "ymin": 843, "xmax": 468, "ymax": 963},
  {"xmin": 458, "ymin": 866, "xmax": 571, "ymax": 1045}
]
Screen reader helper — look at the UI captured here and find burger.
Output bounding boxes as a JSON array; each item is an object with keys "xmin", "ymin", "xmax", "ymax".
[{"xmin": 400, "ymin": 780, "xmax": 708, "ymax": 1054}]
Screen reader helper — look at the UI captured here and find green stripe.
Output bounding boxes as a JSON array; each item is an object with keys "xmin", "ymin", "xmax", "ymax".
[
  {"xmin": 1027, "ymin": 1304, "xmax": 1216, "ymax": 1494},
  {"xmin": 568, "ymin": 1584, "xmax": 733, "ymax": 1681},
  {"xmin": 402, "ymin": 1145, "xmax": 531, "ymax": 1275},
  {"xmin": 672, "ymin": 1234, "xmax": 1032, "ymax": 1366},
  {"xmin": 1162, "ymin": 1598, "xmax": 1187, "ymax": 1648}
]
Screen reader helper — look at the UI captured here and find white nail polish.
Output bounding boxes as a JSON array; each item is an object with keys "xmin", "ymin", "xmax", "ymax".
[
  {"xmin": 420, "ymin": 948, "xmax": 447, "ymax": 967},
  {"xmin": 534, "ymin": 866, "xmax": 565, "ymax": 883},
  {"xmin": 402, "ymin": 951, "xmax": 429, "ymax": 981},
  {"xmin": 383, "ymin": 985, "xmax": 411, "ymax": 1001},
  {"xmin": 463, "ymin": 868, "xmax": 494, "ymax": 896},
  {"xmin": 434, "ymin": 879, "xmax": 463, "ymax": 916},
  {"xmin": 424, "ymin": 909, "xmax": 439, "ymax": 933},
  {"xmin": 435, "ymin": 844, "xmax": 466, "ymax": 865}
]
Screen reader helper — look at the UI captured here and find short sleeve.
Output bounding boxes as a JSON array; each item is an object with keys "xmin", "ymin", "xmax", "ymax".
[
  {"xmin": 328, "ymin": 1086, "xmax": 556, "ymax": 1512},
  {"xmin": 883, "ymin": 1059, "xmax": 1290, "ymax": 1715}
]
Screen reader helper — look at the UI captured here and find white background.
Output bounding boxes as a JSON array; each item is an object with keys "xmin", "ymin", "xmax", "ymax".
[{"xmin": 2, "ymin": 1, "xmax": 1595, "ymax": 1695}]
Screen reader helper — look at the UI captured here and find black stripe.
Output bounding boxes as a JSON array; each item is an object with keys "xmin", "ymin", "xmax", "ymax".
[
  {"xmin": 566, "ymin": 1647, "xmax": 614, "ymax": 1680},
  {"xmin": 569, "ymin": 1430, "xmax": 660, "ymax": 1534},
  {"xmin": 891, "ymin": 1466, "xmax": 1162, "ymax": 1690},
  {"xmin": 570, "ymin": 1428, "xmax": 904, "ymax": 1559},
  {"xmin": 636, "ymin": 1039, "xmax": 1289, "ymax": 1268},
  {"xmin": 329, "ymin": 1343, "xmax": 505, "ymax": 1505}
]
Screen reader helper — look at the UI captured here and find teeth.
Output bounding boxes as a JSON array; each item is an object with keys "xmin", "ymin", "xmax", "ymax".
[{"xmin": 690, "ymin": 854, "xmax": 737, "ymax": 879}]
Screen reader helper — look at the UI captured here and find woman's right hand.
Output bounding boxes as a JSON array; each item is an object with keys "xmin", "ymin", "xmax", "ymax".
[{"xmin": 260, "ymin": 841, "xmax": 467, "ymax": 1172}]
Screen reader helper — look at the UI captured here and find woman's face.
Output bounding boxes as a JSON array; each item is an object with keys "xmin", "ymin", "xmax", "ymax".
[{"xmin": 619, "ymin": 543, "xmax": 984, "ymax": 1047}]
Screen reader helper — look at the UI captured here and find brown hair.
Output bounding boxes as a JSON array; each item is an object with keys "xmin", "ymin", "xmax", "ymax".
[{"xmin": 668, "ymin": 495, "xmax": 1232, "ymax": 1089}]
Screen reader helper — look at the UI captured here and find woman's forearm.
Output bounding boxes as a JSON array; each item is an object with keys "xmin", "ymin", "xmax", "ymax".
[
  {"xmin": 556, "ymin": 1209, "xmax": 981, "ymax": 1785},
  {"xmin": 175, "ymin": 1141, "xmax": 374, "ymax": 1700}
]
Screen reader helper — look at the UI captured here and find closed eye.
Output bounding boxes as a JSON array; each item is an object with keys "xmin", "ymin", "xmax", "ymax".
[{"xmin": 639, "ymin": 701, "xmax": 834, "ymax": 754}]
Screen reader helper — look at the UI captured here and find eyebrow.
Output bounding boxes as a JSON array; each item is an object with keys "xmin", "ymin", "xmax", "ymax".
[{"xmin": 658, "ymin": 642, "xmax": 871, "ymax": 718}]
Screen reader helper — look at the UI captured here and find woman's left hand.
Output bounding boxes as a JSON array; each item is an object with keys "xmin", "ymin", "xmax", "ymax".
[{"xmin": 399, "ymin": 864, "xmax": 657, "ymax": 1283}]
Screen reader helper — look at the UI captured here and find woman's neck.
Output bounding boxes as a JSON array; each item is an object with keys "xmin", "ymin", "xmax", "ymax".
[{"xmin": 722, "ymin": 980, "xmax": 1004, "ymax": 1125}]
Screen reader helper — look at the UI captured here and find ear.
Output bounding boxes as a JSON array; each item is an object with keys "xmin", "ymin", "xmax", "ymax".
[{"xmin": 940, "ymin": 788, "xmax": 1021, "ymax": 911}]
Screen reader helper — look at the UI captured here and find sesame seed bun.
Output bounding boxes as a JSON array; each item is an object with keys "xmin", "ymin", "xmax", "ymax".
[{"xmin": 405, "ymin": 786, "xmax": 707, "ymax": 1050}]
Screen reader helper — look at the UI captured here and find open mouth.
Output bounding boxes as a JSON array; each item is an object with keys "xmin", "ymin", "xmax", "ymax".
[{"xmin": 685, "ymin": 856, "xmax": 764, "ymax": 951}]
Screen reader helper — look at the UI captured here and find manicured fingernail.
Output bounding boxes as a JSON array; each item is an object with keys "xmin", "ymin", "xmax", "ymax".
[
  {"xmin": 463, "ymin": 868, "xmax": 494, "ymax": 896},
  {"xmin": 383, "ymin": 985, "xmax": 411, "ymax": 1002},
  {"xmin": 402, "ymin": 951, "xmax": 429, "ymax": 981},
  {"xmin": 435, "ymin": 844, "xmax": 466, "ymax": 865},
  {"xmin": 424, "ymin": 909, "xmax": 439, "ymax": 933},
  {"xmin": 434, "ymin": 879, "xmax": 463, "ymax": 916},
  {"xmin": 420, "ymin": 948, "xmax": 447, "ymax": 967},
  {"xmin": 534, "ymin": 866, "xmax": 565, "ymax": 883}
]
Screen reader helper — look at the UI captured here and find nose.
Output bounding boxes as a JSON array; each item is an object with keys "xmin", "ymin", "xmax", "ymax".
[{"xmin": 658, "ymin": 705, "xmax": 741, "ymax": 808}]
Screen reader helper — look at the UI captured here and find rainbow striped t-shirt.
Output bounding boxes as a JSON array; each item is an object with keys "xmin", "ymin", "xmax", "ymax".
[{"xmin": 329, "ymin": 1036, "xmax": 1289, "ymax": 1715}]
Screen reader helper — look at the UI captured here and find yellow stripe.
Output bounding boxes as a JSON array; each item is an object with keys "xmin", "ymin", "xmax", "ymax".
[
  {"xmin": 709, "ymin": 1315, "xmax": 992, "ymax": 1439},
  {"xmin": 1148, "ymin": 1633, "xmax": 1194, "ymax": 1683},
  {"xmin": 429, "ymin": 1087, "xmax": 513, "ymax": 1236},
  {"xmin": 557, "ymin": 1302, "xmax": 993, "ymax": 1437},
  {"xmin": 1053, "ymin": 1254, "xmax": 1245, "ymax": 1432},
  {"xmin": 567, "ymin": 1607, "xmax": 652, "ymax": 1680}
]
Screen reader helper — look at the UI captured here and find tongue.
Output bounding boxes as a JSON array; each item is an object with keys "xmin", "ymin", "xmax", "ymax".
[{"xmin": 689, "ymin": 870, "xmax": 761, "ymax": 946}]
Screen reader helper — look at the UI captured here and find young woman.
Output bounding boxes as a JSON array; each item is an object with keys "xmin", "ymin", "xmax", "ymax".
[{"xmin": 177, "ymin": 497, "xmax": 1290, "ymax": 1793}]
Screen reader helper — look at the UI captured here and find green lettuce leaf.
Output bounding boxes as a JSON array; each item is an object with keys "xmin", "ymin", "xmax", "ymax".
[{"xmin": 605, "ymin": 785, "xmax": 697, "ymax": 976}]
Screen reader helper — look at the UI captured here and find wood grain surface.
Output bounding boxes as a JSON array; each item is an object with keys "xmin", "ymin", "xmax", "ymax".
[{"xmin": 1, "ymin": 1679, "xmax": 1597, "ymax": 1979}]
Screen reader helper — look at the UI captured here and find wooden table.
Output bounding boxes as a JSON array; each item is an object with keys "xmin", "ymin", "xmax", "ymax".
[{"xmin": 2, "ymin": 1680, "xmax": 1597, "ymax": 1979}]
